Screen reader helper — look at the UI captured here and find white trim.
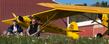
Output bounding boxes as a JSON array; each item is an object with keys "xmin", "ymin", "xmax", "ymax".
[
  {"xmin": 77, "ymin": 20, "xmax": 101, "ymax": 26},
  {"xmin": 52, "ymin": 0, "xmax": 63, "ymax": 4},
  {"xmin": 67, "ymin": 17, "xmax": 70, "ymax": 27},
  {"xmin": 52, "ymin": 0, "xmax": 58, "ymax": 3}
]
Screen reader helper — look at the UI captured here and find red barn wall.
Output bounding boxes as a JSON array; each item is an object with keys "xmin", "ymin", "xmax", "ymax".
[{"xmin": 0, "ymin": 0, "xmax": 54, "ymax": 34}]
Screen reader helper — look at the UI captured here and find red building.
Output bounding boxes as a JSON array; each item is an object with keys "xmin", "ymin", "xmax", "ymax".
[{"xmin": 0, "ymin": 0, "xmax": 54, "ymax": 34}]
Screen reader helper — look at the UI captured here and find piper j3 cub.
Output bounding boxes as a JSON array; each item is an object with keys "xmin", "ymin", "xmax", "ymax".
[{"xmin": 2, "ymin": 2, "xmax": 109, "ymax": 40}]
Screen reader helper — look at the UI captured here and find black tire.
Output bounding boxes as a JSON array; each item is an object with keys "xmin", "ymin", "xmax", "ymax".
[{"xmin": 96, "ymin": 33, "xmax": 103, "ymax": 38}]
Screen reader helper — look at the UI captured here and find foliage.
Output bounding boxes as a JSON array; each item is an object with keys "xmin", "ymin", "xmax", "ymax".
[{"xmin": 0, "ymin": 35, "xmax": 109, "ymax": 44}]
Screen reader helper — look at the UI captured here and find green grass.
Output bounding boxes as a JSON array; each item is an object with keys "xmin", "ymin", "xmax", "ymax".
[{"xmin": 0, "ymin": 35, "xmax": 109, "ymax": 44}]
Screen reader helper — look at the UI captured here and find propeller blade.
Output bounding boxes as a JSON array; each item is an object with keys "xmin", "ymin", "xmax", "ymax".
[{"xmin": 12, "ymin": 12, "xmax": 17, "ymax": 17}]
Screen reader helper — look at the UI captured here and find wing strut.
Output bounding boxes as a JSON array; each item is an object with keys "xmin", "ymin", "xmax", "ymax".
[
  {"xmin": 81, "ymin": 14, "xmax": 108, "ymax": 28},
  {"xmin": 31, "ymin": 13, "xmax": 57, "ymax": 36}
]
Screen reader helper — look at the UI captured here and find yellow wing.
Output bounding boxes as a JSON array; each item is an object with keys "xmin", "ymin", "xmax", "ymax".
[
  {"xmin": 4, "ymin": 2, "xmax": 109, "ymax": 25},
  {"xmin": 32, "ymin": 9, "xmax": 81, "ymax": 23},
  {"xmin": 2, "ymin": 3, "xmax": 109, "ymax": 26},
  {"xmin": 2, "ymin": 18, "xmax": 17, "ymax": 25},
  {"xmin": 37, "ymin": 3, "xmax": 109, "ymax": 14}
]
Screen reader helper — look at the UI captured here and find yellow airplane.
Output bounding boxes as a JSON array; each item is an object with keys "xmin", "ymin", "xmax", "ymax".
[
  {"xmin": 37, "ymin": 3, "xmax": 108, "ymax": 27},
  {"xmin": 1, "ymin": 3, "xmax": 109, "ymax": 39},
  {"xmin": 37, "ymin": 3, "xmax": 109, "ymax": 14},
  {"xmin": 37, "ymin": 3, "xmax": 109, "ymax": 39}
]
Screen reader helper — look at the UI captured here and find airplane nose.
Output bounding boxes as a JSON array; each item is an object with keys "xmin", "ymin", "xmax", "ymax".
[{"xmin": 18, "ymin": 16, "xmax": 24, "ymax": 22}]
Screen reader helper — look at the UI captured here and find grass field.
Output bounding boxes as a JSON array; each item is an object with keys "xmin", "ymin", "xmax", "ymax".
[{"xmin": 0, "ymin": 34, "xmax": 109, "ymax": 44}]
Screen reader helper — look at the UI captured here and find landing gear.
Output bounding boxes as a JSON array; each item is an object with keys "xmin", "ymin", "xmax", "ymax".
[{"xmin": 96, "ymin": 33, "xmax": 103, "ymax": 38}]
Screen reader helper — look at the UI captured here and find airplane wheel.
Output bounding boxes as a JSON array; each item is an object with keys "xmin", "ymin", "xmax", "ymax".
[{"xmin": 96, "ymin": 33, "xmax": 103, "ymax": 38}]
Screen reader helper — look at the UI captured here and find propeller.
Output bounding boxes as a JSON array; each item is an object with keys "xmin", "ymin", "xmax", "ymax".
[{"xmin": 12, "ymin": 12, "xmax": 24, "ymax": 22}]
